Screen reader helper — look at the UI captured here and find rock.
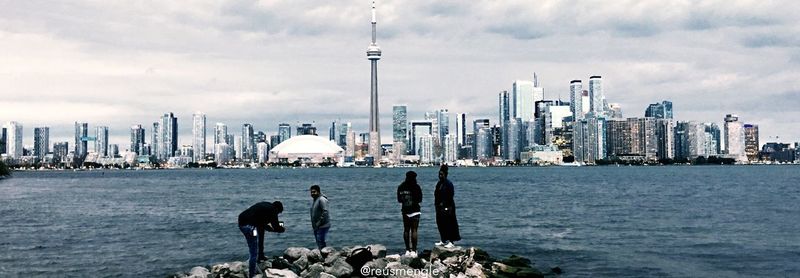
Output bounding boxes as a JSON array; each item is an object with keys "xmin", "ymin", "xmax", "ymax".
[
  {"xmin": 187, "ymin": 266, "xmax": 210, "ymax": 278},
  {"xmin": 385, "ymin": 261, "xmax": 416, "ymax": 278},
  {"xmin": 492, "ymin": 262, "xmax": 521, "ymax": 276},
  {"xmin": 366, "ymin": 244, "xmax": 387, "ymax": 258},
  {"xmin": 284, "ymin": 247, "xmax": 311, "ymax": 262},
  {"xmin": 420, "ymin": 249, "xmax": 433, "ymax": 260},
  {"xmin": 501, "ymin": 255, "xmax": 532, "ymax": 268},
  {"xmin": 408, "ymin": 257, "xmax": 425, "ymax": 269},
  {"xmin": 320, "ymin": 247, "xmax": 336, "ymax": 258},
  {"xmin": 323, "ymin": 251, "xmax": 341, "ymax": 265},
  {"xmin": 308, "ymin": 249, "xmax": 323, "ymax": 263},
  {"xmin": 229, "ymin": 262, "xmax": 246, "ymax": 274},
  {"xmin": 464, "ymin": 262, "xmax": 485, "ymax": 278},
  {"xmin": 262, "ymin": 268, "xmax": 299, "ymax": 278},
  {"xmin": 271, "ymin": 257, "xmax": 292, "ymax": 270},
  {"xmin": 292, "ymin": 255, "xmax": 309, "ymax": 270},
  {"xmin": 470, "ymin": 248, "xmax": 492, "ymax": 263},
  {"xmin": 300, "ymin": 263, "xmax": 325, "ymax": 278},
  {"xmin": 550, "ymin": 267, "xmax": 562, "ymax": 274},
  {"xmin": 318, "ymin": 273, "xmax": 336, "ymax": 278},
  {"xmin": 384, "ymin": 254, "xmax": 401, "ymax": 262},
  {"xmin": 443, "ymin": 256, "xmax": 461, "ymax": 267},
  {"xmin": 324, "ymin": 258, "xmax": 353, "ymax": 278},
  {"xmin": 362, "ymin": 258, "xmax": 388, "ymax": 272},
  {"xmin": 431, "ymin": 245, "xmax": 466, "ymax": 261}
]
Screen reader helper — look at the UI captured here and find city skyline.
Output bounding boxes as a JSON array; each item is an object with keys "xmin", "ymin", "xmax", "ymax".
[{"xmin": 1, "ymin": 1, "xmax": 798, "ymax": 147}]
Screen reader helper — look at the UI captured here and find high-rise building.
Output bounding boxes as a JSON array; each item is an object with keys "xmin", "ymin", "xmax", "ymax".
[
  {"xmin": 130, "ymin": 125, "xmax": 146, "ymax": 155},
  {"xmin": 608, "ymin": 103, "xmax": 623, "ymax": 119},
  {"xmin": 504, "ymin": 118, "xmax": 522, "ymax": 161},
  {"xmin": 95, "ymin": 126, "xmax": 109, "ymax": 157},
  {"xmin": 242, "ymin": 123, "xmax": 255, "ymax": 161},
  {"xmin": 744, "ymin": 124, "xmax": 759, "ymax": 162},
  {"xmin": 443, "ymin": 134, "xmax": 458, "ymax": 164},
  {"xmin": 74, "ymin": 122, "xmax": 88, "ymax": 159},
  {"xmin": 214, "ymin": 123, "xmax": 228, "ymax": 145},
  {"xmin": 472, "ymin": 119, "xmax": 490, "ymax": 159},
  {"xmin": 367, "ymin": 1, "xmax": 383, "ymax": 161},
  {"xmin": 329, "ymin": 121, "xmax": 338, "ymax": 142},
  {"xmin": 192, "ymin": 112, "xmax": 206, "ymax": 162},
  {"xmin": 393, "ymin": 105, "xmax": 408, "ymax": 142},
  {"xmin": 475, "ymin": 127, "xmax": 493, "ymax": 162},
  {"xmin": 278, "ymin": 123, "xmax": 291, "ymax": 143},
  {"xmin": 297, "ymin": 123, "xmax": 317, "ymax": 136},
  {"xmin": 499, "ymin": 91, "xmax": 510, "ymax": 126},
  {"xmin": 418, "ymin": 134, "xmax": 434, "ymax": 164},
  {"xmin": 338, "ymin": 122, "xmax": 351, "ymax": 148},
  {"xmin": 532, "ymin": 73, "xmax": 545, "ymax": 104},
  {"xmin": 569, "ymin": 80, "xmax": 583, "ymax": 121},
  {"xmin": 588, "ymin": 76, "xmax": 605, "ymax": 115},
  {"xmin": 215, "ymin": 143, "xmax": 231, "ymax": 165},
  {"xmin": 545, "ymin": 105, "xmax": 571, "ymax": 145},
  {"xmin": 574, "ymin": 114, "xmax": 607, "ymax": 163},
  {"xmin": 109, "ymin": 144, "xmax": 119, "ymax": 157},
  {"xmin": 34, "ymin": 127, "xmax": 49, "ymax": 159},
  {"xmin": 269, "ymin": 135, "xmax": 281, "ymax": 150},
  {"xmin": 159, "ymin": 113, "xmax": 178, "ymax": 160},
  {"xmin": 257, "ymin": 142, "xmax": 269, "ymax": 163},
  {"xmin": 705, "ymin": 123, "xmax": 721, "ymax": 155},
  {"xmin": 437, "ymin": 109, "xmax": 449, "ymax": 145},
  {"xmin": 456, "ymin": 113, "xmax": 467, "ymax": 146},
  {"xmin": 645, "ymin": 101, "xmax": 673, "ymax": 119},
  {"xmin": 724, "ymin": 114, "xmax": 746, "ymax": 162},
  {"xmin": 410, "ymin": 121, "xmax": 432, "ymax": 156},
  {"xmin": 151, "ymin": 122, "xmax": 160, "ymax": 157},
  {"xmin": 512, "ymin": 80, "xmax": 535, "ymax": 121},
  {"xmin": 53, "ymin": 142, "xmax": 69, "ymax": 162},
  {"xmin": 656, "ymin": 119, "xmax": 674, "ymax": 160},
  {"xmin": 234, "ymin": 136, "xmax": 243, "ymax": 161}
]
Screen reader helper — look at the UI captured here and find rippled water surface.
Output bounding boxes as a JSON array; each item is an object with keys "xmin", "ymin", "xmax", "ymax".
[{"xmin": 1, "ymin": 166, "xmax": 799, "ymax": 277}]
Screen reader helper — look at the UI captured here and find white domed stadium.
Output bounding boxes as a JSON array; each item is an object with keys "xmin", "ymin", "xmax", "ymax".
[{"xmin": 269, "ymin": 135, "xmax": 344, "ymax": 165}]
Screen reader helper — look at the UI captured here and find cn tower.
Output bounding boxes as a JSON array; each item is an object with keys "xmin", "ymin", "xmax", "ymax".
[{"xmin": 367, "ymin": 1, "xmax": 382, "ymax": 161}]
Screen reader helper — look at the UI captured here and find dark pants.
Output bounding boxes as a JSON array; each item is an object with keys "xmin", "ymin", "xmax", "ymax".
[
  {"xmin": 436, "ymin": 208, "xmax": 461, "ymax": 242},
  {"xmin": 239, "ymin": 225, "xmax": 259, "ymax": 278},
  {"xmin": 314, "ymin": 227, "xmax": 330, "ymax": 249}
]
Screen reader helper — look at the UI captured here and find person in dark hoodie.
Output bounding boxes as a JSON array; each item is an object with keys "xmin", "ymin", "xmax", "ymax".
[
  {"xmin": 397, "ymin": 171, "xmax": 423, "ymax": 257},
  {"xmin": 434, "ymin": 164, "xmax": 460, "ymax": 248},
  {"xmin": 238, "ymin": 201, "xmax": 285, "ymax": 278},
  {"xmin": 310, "ymin": 185, "xmax": 331, "ymax": 249}
]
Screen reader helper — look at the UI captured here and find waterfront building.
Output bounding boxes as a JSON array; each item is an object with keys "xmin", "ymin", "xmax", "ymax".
[
  {"xmin": 0, "ymin": 127, "xmax": 6, "ymax": 155},
  {"xmin": 744, "ymin": 124, "xmax": 759, "ymax": 162},
  {"xmin": 95, "ymin": 126, "xmax": 109, "ymax": 157},
  {"xmin": 278, "ymin": 123, "xmax": 291, "ymax": 143},
  {"xmin": 504, "ymin": 118, "xmax": 523, "ymax": 162},
  {"xmin": 418, "ymin": 134, "xmax": 434, "ymax": 164},
  {"xmin": 34, "ymin": 127, "xmax": 49, "ymax": 159},
  {"xmin": 257, "ymin": 142, "xmax": 269, "ymax": 163},
  {"xmin": 3, "ymin": 122, "xmax": 22, "ymax": 159},
  {"xmin": 242, "ymin": 123, "xmax": 255, "ymax": 161},
  {"xmin": 214, "ymin": 123, "xmax": 228, "ymax": 145},
  {"xmin": 269, "ymin": 135, "xmax": 281, "ymax": 151},
  {"xmin": 214, "ymin": 143, "xmax": 231, "ymax": 165},
  {"xmin": 158, "ymin": 113, "xmax": 178, "ymax": 161},
  {"xmin": 608, "ymin": 103, "xmax": 623, "ymax": 119},
  {"xmin": 410, "ymin": 121, "xmax": 432, "ymax": 156},
  {"xmin": 151, "ymin": 122, "xmax": 159, "ymax": 157},
  {"xmin": 74, "ymin": 122, "xmax": 88, "ymax": 159},
  {"xmin": 367, "ymin": 1, "xmax": 383, "ymax": 161},
  {"xmin": 296, "ymin": 123, "xmax": 317, "ymax": 136},
  {"xmin": 53, "ymin": 142, "xmax": 69, "ymax": 162},
  {"xmin": 192, "ymin": 112, "xmax": 206, "ymax": 162},
  {"xmin": 443, "ymin": 134, "xmax": 458, "ymax": 164},
  {"xmin": 393, "ymin": 105, "xmax": 408, "ymax": 154},
  {"xmin": 269, "ymin": 135, "xmax": 344, "ymax": 165},
  {"xmin": 475, "ymin": 127, "xmax": 493, "ymax": 162},
  {"xmin": 109, "ymin": 144, "xmax": 119, "ymax": 157},
  {"xmin": 130, "ymin": 125, "xmax": 146, "ymax": 155},
  {"xmin": 512, "ymin": 80, "xmax": 535, "ymax": 122},
  {"xmin": 724, "ymin": 114, "xmax": 747, "ymax": 162},
  {"xmin": 455, "ymin": 113, "xmax": 467, "ymax": 147},
  {"xmin": 588, "ymin": 76, "xmax": 605, "ymax": 115},
  {"xmin": 645, "ymin": 101, "xmax": 674, "ymax": 119},
  {"xmin": 569, "ymin": 80, "xmax": 584, "ymax": 121}
]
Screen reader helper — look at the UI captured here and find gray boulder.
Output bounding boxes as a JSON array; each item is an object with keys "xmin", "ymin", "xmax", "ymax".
[
  {"xmin": 320, "ymin": 247, "xmax": 337, "ymax": 258},
  {"xmin": 431, "ymin": 245, "xmax": 466, "ymax": 261},
  {"xmin": 323, "ymin": 252, "xmax": 341, "ymax": 265},
  {"xmin": 318, "ymin": 273, "xmax": 336, "ymax": 278},
  {"xmin": 366, "ymin": 244, "xmax": 387, "ymax": 258},
  {"xmin": 187, "ymin": 266, "xmax": 210, "ymax": 278},
  {"xmin": 300, "ymin": 263, "xmax": 325, "ymax": 278},
  {"xmin": 284, "ymin": 247, "xmax": 311, "ymax": 262},
  {"xmin": 324, "ymin": 258, "xmax": 354, "ymax": 277},
  {"xmin": 262, "ymin": 268, "xmax": 299, "ymax": 278},
  {"xmin": 292, "ymin": 255, "xmax": 309, "ymax": 270},
  {"xmin": 308, "ymin": 249, "xmax": 323, "ymax": 263}
]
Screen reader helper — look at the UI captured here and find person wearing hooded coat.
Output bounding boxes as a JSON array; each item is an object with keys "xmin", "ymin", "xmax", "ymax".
[
  {"xmin": 434, "ymin": 164, "xmax": 460, "ymax": 247},
  {"xmin": 397, "ymin": 171, "xmax": 423, "ymax": 256}
]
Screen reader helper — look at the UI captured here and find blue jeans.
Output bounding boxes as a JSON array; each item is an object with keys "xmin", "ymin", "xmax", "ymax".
[
  {"xmin": 314, "ymin": 227, "xmax": 330, "ymax": 249},
  {"xmin": 239, "ymin": 225, "xmax": 259, "ymax": 278}
]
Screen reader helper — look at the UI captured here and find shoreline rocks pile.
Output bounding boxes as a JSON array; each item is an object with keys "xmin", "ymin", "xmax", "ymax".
[{"xmin": 171, "ymin": 244, "xmax": 561, "ymax": 278}]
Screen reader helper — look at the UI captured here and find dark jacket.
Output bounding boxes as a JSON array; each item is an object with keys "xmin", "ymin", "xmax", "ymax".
[
  {"xmin": 310, "ymin": 195, "xmax": 331, "ymax": 230},
  {"xmin": 434, "ymin": 178, "xmax": 460, "ymax": 242},
  {"xmin": 238, "ymin": 202, "xmax": 285, "ymax": 235},
  {"xmin": 434, "ymin": 178, "xmax": 455, "ymax": 211},
  {"xmin": 397, "ymin": 180, "xmax": 423, "ymax": 214}
]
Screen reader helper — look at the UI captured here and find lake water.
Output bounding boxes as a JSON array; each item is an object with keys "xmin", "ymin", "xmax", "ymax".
[{"xmin": 1, "ymin": 166, "xmax": 798, "ymax": 277}]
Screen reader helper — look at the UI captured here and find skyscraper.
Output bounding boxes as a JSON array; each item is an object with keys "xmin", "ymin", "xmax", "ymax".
[
  {"xmin": 215, "ymin": 123, "xmax": 228, "ymax": 145},
  {"xmin": 645, "ymin": 101, "xmax": 674, "ymax": 119},
  {"xmin": 151, "ymin": 122, "xmax": 160, "ymax": 157},
  {"xmin": 4, "ymin": 122, "xmax": 23, "ymax": 159},
  {"xmin": 296, "ymin": 123, "xmax": 317, "ymax": 136},
  {"xmin": 456, "ymin": 113, "xmax": 467, "ymax": 146},
  {"xmin": 74, "ymin": 122, "xmax": 88, "ymax": 159},
  {"xmin": 393, "ymin": 105, "xmax": 408, "ymax": 156},
  {"xmin": 242, "ymin": 123, "xmax": 255, "ymax": 161},
  {"xmin": 569, "ymin": 80, "xmax": 583, "ymax": 121},
  {"xmin": 588, "ymin": 76, "xmax": 605, "ymax": 115},
  {"xmin": 410, "ymin": 121, "xmax": 432, "ymax": 156},
  {"xmin": 499, "ymin": 91, "xmax": 510, "ymax": 126},
  {"xmin": 95, "ymin": 126, "xmax": 109, "ymax": 157},
  {"xmin": 159, "ymin": 113, "xmax": 178, "ymax": 160},
  {"xmin": 512, "ymin": 80, "xmax": 535, "ymax": 121},
  {"xmin": 193, "ymin": 112, "xmax": 206, "ymax": 162},
  {"xmin": 0, "ymin": 127, "xmax": 6, "ymax": 155},
  {"xmin": 744, "ymin": 124, "xmax": 759, "ymax": 162},
  {"xmin": 278, "ymin": 123, "xmax": 291, "ymax": 143},
  {"xmin": 367, "ymin": 1, "xmax": 382, "ymax": 161},
  {"xmin": 34, "ymin": 127, "xmax": 49, "ymax": 159},
  {"xmin": 130, "ymin": 124, "xmax": 146, "ymax": 155},
  {"xmin": 724, "ymin": 114, "xmax": 746, "ymax": 162}
]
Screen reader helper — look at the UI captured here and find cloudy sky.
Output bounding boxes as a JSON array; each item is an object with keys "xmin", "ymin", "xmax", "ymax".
[{"xmin": 1, "ymin": 0, "xmax": 798, "ymax": 148}]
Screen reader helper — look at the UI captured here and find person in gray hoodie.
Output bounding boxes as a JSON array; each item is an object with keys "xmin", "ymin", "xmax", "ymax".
[{"xmin": 309, "ymin": 185, "xmax": 331, "ymax": 249}]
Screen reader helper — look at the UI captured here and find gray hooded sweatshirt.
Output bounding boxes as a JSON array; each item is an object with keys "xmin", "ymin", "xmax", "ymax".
[{"xmin": 310, "ymin": 195, "xmax": 330, "ymax": 230}]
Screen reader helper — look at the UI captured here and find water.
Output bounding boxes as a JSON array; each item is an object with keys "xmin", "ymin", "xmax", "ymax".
[{"xmin": 1, "ymin": 166, "xmax": 799, "ymax": 277}]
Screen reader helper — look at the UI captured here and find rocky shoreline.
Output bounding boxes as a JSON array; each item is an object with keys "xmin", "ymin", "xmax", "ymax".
[{"xmin": 170, "ymin": 244, "xmax": 561, "ymax": 278}]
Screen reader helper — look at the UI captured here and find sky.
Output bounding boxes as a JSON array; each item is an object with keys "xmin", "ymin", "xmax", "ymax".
[{"xmin": 1, "ymin": 0, "xmax": 799, "ymax": 148}]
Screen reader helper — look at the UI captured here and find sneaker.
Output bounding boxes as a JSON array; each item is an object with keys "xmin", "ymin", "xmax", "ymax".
[
  {"xmin": 403, "ymin": 250, "xmax": 411, "ymax": 256},
  {"xmin": 444, "ymin": 242, "xmax": 455, "ymax": 248},
  {"xmin": 409, "ymin": 251, "xmax": 418, "ymax": 258},
  {"xmin": 435, "ymin": 241, "xmax": 445, "ymax": 246}
]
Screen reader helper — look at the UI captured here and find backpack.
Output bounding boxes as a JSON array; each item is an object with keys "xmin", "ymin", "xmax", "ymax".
[
  {"xmin": 399, "ymin": 190, "xmax": 413, "ymax": 210},
  {"xmin": 345, "ymin": 246, "xmax": 373, "ymax": 273}
]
